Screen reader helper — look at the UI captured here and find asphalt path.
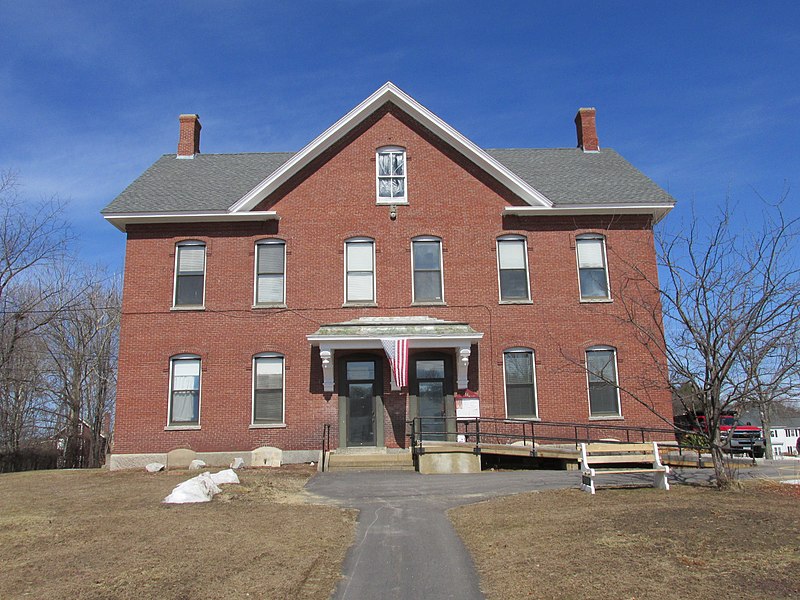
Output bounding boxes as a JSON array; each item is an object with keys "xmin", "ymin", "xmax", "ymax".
[{"xmin": 305, "ymin": 465, "xmax": 791, "ymax": 600}]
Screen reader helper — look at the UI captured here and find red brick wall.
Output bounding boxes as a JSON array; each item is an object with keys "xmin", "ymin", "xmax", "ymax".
[{"xmin": 113, "ymin": 106, "xmax": 673, "ymax": 455}]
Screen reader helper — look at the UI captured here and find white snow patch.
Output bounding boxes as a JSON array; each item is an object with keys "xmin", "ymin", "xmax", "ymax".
[
  {"xmin": 780, "ymin": 479, "xmax": 800, "ymax": 485},
  {"xmin": 145, "ymin": 462, "xmax": 165, "ymax": 473},
  {"xmin": 209, "ymin": 469, "xmax": 239, "ymax": 486},
  {"xmin": 163, "ymin": 471, "xmax": 235, "ymax": 504}
]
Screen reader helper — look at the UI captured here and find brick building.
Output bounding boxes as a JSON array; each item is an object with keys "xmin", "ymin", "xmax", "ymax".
[{"xmin": 102, "ymin": 83, "xmax": 675, "ymax": 469}]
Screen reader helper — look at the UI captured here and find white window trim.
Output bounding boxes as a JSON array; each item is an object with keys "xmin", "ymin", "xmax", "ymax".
[
  {"xmin": 576, "ymin": 234, "xmax": 612, "ymax": 302},
  {"xmin": 167, "ymin": 354, "xmax": 202, "ymax": 428},
  {"xmin": 253, "ymin": 239, "xmax": 287, "ymax": 307},
  {"xmin": 343, "ymin": 237, "xmax": 377, "ymax": 305},
  {"xmin": 376, "ymin": 146, "xmax": 408, "ymax": 205},
  {"xmin": 410, "ymin": 236, "xmax": 445, "ymax": 304},
  {"xmin": 502, "ymin": 347, "xmax": 539, "ymax": 419},
  {"xmin": 251, "ymin": 353, "xmax": 286, "ymax": 427},
  {"xmin": 585, "ymin": 346, "xmax": 622, "ymax": 419},
  {"xmin": 496, "ymin": 235, "xmax": 531, "ymax": 303},
  {"xmin": 173, "ymin": 240, "xmax": 207, "ymax": 309}
]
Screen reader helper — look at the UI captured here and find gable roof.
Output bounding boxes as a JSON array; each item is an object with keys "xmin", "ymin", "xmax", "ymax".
[{"xmin": 102, "ymin": 82, "xmax": 675, "ymax": 230}]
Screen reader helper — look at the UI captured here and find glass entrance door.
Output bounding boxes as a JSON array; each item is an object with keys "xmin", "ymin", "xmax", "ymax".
[
  {"xmin": 345, "ymin": 360, "xmax": 377, "ymax": 446},
  {"xmin": 412, "ymin": 355, "xmax": 454, "ymax": 441}
]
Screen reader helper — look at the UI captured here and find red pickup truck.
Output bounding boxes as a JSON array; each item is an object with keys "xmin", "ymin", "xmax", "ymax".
[{"xmin": 674, "ymin": 411, "xmax": 765, "ymax": 458}]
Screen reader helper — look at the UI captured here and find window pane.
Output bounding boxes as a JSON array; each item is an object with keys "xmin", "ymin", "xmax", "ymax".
[
  {"xmin": 254, "ymin": 389, "xmax": 283, "ymax": 423},
  {"xmin": 257, "ymin": 274, "xmax": 284, "ymax": 303},
  {"xmin": 504, "ymin": 352, "xmax": 533, "ymax": 385},
  {"xmin": 347, "ymin": 242, "xmax": 373, "ymax": 271},
  {"xmin": 577, "ymin": 239, "xmax": 604, "ymax": 268},
  {"xmin": 498, "ymin": 240, "xmax": 526, "ymax": 269},
  {"xmin": 416, "ymin": 360, "xmax": 445, "ymax": 379},
  {"xmin": 257, "ymin": 243, "xmax": 284, "ymax": 274},
  {"xmin": 347, "ymin": 361, "xmax": 375, "ymax": 381},
  {"xmin": 178, "ymin": 245, "xmax": 205, "ymax": 273},
  {"xmin": 499, "ymin": 269, "xmax": 528, "ymax": 300},
  {"xmin": 378, "ymin": 153, "xmax": 392, "ymax": 176},
  {"xmin": 414, "ymin": 271, "xmax": 442, "ymax": 302},
  {"xmin": 391, "ymin": 178, "xmax": 405, "ymax": 197},
  {"xmin": 589, "ymin": 382, "xmax": 619, "ymax": 416},
  {"xmin": 580, "ymin": 268, "xmax": 608, "ymax": 298},
  {"xmin": 347, "ymin": 272, "xmax": 374, "ymax": 301},
  {"xmin": 507, "ymin": 385, "xmax": 536, "ymax": 418},
  {"xmin": 587, "ymin": 350, "xmax": 616, "ymax": 384},
  {"xmin": 378, "ymin": 178, "xmax": 393, "ymax": 197},
  {"xmin": 391, "ymin": 153, "xmax": 404, "ymax": 176},
  {"xmin": 176, "ymin": 274, "xmax": 204, "ymax": 305},
  {"xmin": 171, "ymin": 390, "xmax": 199, "ymax": 423},
  {"xmin": 413, "ymin": 241, "xmax": 440, "ymax": 270}
]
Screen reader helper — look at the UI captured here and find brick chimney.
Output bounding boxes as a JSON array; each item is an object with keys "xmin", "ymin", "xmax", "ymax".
[
  {"xmin": 574, "ymin": 107, "xmax": 599, "ymax": 152},
  {"xmin": 177, "ymin": 114, "xmax": 201, "ymax": 157}
]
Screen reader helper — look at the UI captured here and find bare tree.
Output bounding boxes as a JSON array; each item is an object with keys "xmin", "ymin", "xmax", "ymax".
[{"xmin": 616, "ymin": 200, "xmax": 800, "ymax": 488}]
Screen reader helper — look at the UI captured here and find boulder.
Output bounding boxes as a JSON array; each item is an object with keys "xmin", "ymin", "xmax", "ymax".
[
  {"xmin": 230, "ymin": 457, "xmax": 245, "ymax": 470},
  {"xmin": 251, "ymin": 446, "xmax": 282, "ymax": 468},
  {"xmin": 145, "ymin": 462, "xmax": 165, "ymax": 473},
  {"xmin": 188, "ymin": 459, "xmax": 207, "ymax": 470}
]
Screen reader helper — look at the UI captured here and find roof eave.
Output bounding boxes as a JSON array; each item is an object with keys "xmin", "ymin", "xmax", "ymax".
[
  {"xmin": 229, "ymin": 82, "xmax": 552, "ymax": 213},
  {"xmin": 103, "ymin": 211, "xmax": 280, "ymax": 232},
  {"xmin": 502, "ymin": 203, "xmax": 674, "ymax": 224}
]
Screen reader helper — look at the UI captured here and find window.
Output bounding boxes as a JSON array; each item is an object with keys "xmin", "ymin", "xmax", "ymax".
[
  {"xmin": 169, "ymin": 356, "xmax": 200, "ymax": 426},
  {"xmin": 376, "ymin": 147, "xmax": 406, "ymax": 202},
  {"xmin": 255, "ymin": 240, "xmax": 286, "ymax": 305},
  {"xmin": 504, "ymin": 349, "xmax": 538, "ymax": 418},
  {"xmin": 345, "ymin": 238, "xmax": 375, "ymax": 303},
  {"xmin": 412, "ymin": 237, "xmax": 443, "ymax": 303},
  {"xmin": 586, "ymin": 347, "xmax": 621, "ymax": 417},
  {"xmin": 253, "ymin": 354, "xmax": 284, "ymax": 425},
  {"xmin": 576, "ymin": 235, "xmax": 610, "ymax": 300},
  {"xmin": 174, "ymin": 241, "xmax": 206, "ymax": 307},
  {"xmin": 497, "ymin": 236, "xmax": 530, "ymax": 301}
]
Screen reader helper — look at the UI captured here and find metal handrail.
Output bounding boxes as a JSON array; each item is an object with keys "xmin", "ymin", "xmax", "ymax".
[
  {"xmin": 406, "ymin": 416, "xmax": 678, "ymax": 451},
  {"xmin": 320, "ymin": 423, "xmax": 331, "ymax": 472}
]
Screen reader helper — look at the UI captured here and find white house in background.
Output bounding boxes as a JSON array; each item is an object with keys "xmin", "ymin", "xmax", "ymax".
[{"xmin": 768, "ymin": 420, "xmax": 800, "ymax": 458}]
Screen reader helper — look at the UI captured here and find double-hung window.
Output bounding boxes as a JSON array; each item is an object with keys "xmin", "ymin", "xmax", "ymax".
[
  {"xmin": 412, "ymin": 237, "xmax": 443, "ymax": 303},
  {"xmin": 169, "ymin": 355, "xmax": 201, "ymax": 426},
  {"xmin": 497, "ymin": 236, "xmax": 531, "ymax": 302},
  {"xmin": 376, "ymin": 147, "xmax": 406, "ymax": 202},
  {"xmin": 174, "ymin": 241, "xmax": 206, "ymax": 307},
  {"xmin": 255, "ymin": 240, "xmax": 286, "ymax": 305},
  {"xmin": 345, "ymin": 238, "xmax": 375, "ymax": 303},
  {"xmin": 586, "ymin": 347, "xmax": 621, "ymax": 417},
  {"xmin": 253, "ymin": 354, "xmax": 284, "ymax": 425},
  {"xmin": 576, "ymin": 235, "xmax": 610, "ymax": 300},
  {"xmin": 504, "ymin": 349, "xmax": 538, "ymax": 418}
]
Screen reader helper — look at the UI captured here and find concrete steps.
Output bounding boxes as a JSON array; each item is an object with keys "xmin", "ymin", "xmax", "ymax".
[{"xmin": 325, "ymin": 450, "xmax": 415, "ymax": 472}]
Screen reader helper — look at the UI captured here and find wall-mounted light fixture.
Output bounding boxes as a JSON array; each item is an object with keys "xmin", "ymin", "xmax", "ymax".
[{"xmin": 389, "ymin": 204, "xmax": 397, "ymax": 220}]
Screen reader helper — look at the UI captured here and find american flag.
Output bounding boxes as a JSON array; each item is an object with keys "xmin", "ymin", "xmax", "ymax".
[{"xmin": 380, "ymin": 338, "xmax": 409, "ymax": 389}]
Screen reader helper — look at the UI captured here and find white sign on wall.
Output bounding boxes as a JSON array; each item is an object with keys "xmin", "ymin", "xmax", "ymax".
[{"xmin": 456, "ymin": 396, "xmax": 480, "ymax": 420}]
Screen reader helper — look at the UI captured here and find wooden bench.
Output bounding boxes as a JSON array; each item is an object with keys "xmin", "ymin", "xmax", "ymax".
[{"xmin": 579, "ymin": 441, "xmax": 670, "ymax": 494}]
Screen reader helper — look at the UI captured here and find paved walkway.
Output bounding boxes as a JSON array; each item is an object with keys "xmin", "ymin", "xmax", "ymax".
[{"xmin": 305, "ymin": 465, "xmax": 791, "ymax": 600}]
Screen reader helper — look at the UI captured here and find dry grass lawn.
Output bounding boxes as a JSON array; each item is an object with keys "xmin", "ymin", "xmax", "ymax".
[
  {"xmin": 0, "ymin": 466, "xmax": 356, "ymax": 600},
  {"xmin": 450, "ymin": 481, "xmax": 800, "ymax": 600}
]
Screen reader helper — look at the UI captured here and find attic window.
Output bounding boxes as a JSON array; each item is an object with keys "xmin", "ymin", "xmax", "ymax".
[{"xmin": 376, "ymin": 147, "xmax": 406, "ymax": 203}]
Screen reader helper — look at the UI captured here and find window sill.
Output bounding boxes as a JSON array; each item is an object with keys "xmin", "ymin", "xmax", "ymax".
[
  {"xmin": 252, "ymin": 303, "xmax": 287, "ymax": 310},
  {"xmin": 376, "ymin": 199, "xmax": 408, "ymax": 206},
  {"xmin": 342, "ymin": 302, "xmax": 378, "ymax": 308},
  {"xmin": 165, "ymin": 425, "xmax": 201, "ymax": 430},
  {"xmin": 499, "ymin": 299, "xmax": 533, "ymax": 305},
  {"xmin": 580, "ymin": 298, "xmax": 613, "ymax": 304},
  {"xmin": 589, "ymin": 415, "xmax": 624, "ymax": 421},
  {"xmin": 507, "ymin": 416, "xmax": 540, "ymax": 421},
  {"xmin": 411, "ymin": 301, "xmax": 446, "ymax": 307},
  {"xmin": 171, "ymin": 305, "xmax": 205, "ymax": 311},
  {"xmin": 249, "ymin": 423, "xmax": 287, "ymax": 429}
]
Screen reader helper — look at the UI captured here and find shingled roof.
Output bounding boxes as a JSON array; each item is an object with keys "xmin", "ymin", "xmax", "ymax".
[{"xmin": 102, "ymin": 147, "xmax": 673, "ymax": 215}]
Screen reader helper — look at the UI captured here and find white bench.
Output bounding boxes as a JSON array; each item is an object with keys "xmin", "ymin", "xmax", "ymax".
[{"xmin": 579, "ymin": 441, "xmax": 670, "ymax": 494}]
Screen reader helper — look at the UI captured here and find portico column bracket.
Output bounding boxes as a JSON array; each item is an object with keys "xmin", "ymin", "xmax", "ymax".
[
  {"xmin": 320, "ymin": 346, "xmax": 334, "ymax": 392},
  {"xmin": 457, "ymin": 345, "xmax": 471, "ymax": 391}
]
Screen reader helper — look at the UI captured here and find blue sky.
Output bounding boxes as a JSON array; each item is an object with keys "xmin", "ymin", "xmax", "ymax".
[{"xmin": 1, "ymin": 1, "xmax": 799, "ymax": 272}]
